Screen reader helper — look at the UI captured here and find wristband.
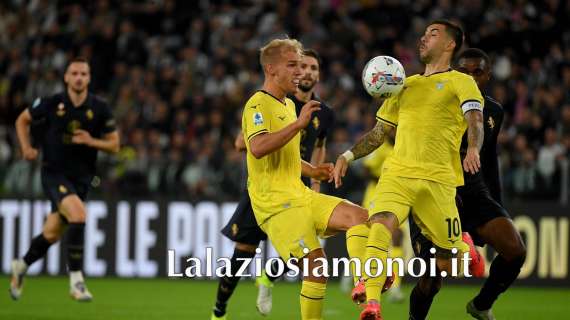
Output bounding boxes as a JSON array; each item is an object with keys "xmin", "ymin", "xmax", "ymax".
[{"xmin": 342, "ymin": 150, "xmax": 354, "ymax": 162}]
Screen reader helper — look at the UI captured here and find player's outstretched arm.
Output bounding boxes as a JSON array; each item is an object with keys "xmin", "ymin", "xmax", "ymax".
[
  {"xmin": 301, "ymin": 159, "xmax": 333, "ymax": 182},
  {"xmin": 333, "ymin": 121, "xmax": 390, "ymax": 188},
  {"xmin": 463, "ymin": 110, "xmax": 484, "ymax": 174},
  {"xmin": 249, "ymin": 100, "xmax": 320, "ymax": 158},
  {"xmin": 72, "ymin": 130, "xmax": 120, "ymax": 154},
  {"xmin": 15, "ymin": 109, "xmax": 38, "ymax": 161}
]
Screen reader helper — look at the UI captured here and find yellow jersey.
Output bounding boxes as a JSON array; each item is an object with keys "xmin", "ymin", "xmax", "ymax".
[
  {"xmin": 242, "ymin": 90, "xmax": 310, "ymax": 224},
  {"xmin": 376, "ymin": 70, "xmax": 483, "ymax": 186},
  {"xmin": 364, "ymin": 141, "xmax": 394, "ymax": 179}
]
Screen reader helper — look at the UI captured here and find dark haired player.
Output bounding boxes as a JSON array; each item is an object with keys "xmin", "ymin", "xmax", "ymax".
[
  {"xmin": 211, "ymin": 49, "xmax": 335, "ymax": 320},
  {"xmin": 10, "ymin": 58, "xmax": 120, "ymax": 302},
  {"xmin": 333, "ymin": 20, "xmax": 485, "ymax": 320},
  {"xmin": 408, "ymin": 48, "xmax": 527, "ymax": 320}
]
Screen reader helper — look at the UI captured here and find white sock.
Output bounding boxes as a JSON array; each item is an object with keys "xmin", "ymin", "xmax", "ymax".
[{"xmin": 70, "ymin": 271, "xmax": 84, "ymax": 285}]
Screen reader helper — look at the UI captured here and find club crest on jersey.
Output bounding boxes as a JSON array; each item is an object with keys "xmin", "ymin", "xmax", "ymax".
[
  {"xmin": 436, "ymin": 82, "xmax": 445, "ymax": 90},
  {"xmin": 488, "ymin": 117, "xmax": 495, "ymax": 129},
  {"xmin": 57, "ymin": 103, "xmax": 65, "ymax": 116},
  {"xmin": 253, "ymin": 112, "xmax": 264, "ymax": 126},
  {"xmin": 59, "ymin": 185, "xmax": 68, "ymax": 194},
  {"xmin": 312, "ymin": 116, "xmax": 320, "ymax": 130},
  {"xmin": 86, "ymin": 109, "xmax": 94, "ymax": 120}
]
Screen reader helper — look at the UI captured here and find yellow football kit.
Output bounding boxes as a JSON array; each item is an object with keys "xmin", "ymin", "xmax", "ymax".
[
  {"xmin": 370, "ymin": 70, "xmax": 483, "ymax": 251},
  {"xmin": 242, "ymin": 90, "xmax": 342, "ymax": 260},
  {"xmin": 362, "ymin": 141, "xmax": 394, "ymax": 209}
]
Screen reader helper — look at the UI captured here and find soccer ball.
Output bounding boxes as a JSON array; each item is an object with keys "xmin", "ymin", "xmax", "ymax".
[{"xmin": 362, "ymin": 56, "xmax": 405, "ymax": 98}]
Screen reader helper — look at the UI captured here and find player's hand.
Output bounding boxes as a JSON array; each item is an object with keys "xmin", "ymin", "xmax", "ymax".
[
  {"xmin": 463, "ymin": 147, "xmax": 481, "ymax": 174},
  {"xmin": 333, "ymin": 155, "xmax": 350, "ymax": 189},
  {"xmin": 22, "ymin": 146, "xmax": 38, "ymax": 161},
  {"xmin": 72, "ymin": 129, "xmax": 94, "ymax": 146},
  {"xmin": 296, "ymin": 100, "xmax": 320, "ymax": 129},
  {"xmin": 311, "ymin": 163, "xmax": 334, "ymax": 182}
]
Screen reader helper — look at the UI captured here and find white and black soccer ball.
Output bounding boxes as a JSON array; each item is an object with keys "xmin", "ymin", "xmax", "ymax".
[{"xmin": 362, "ymin": 56, "xmax": 406, "ymax": 98}]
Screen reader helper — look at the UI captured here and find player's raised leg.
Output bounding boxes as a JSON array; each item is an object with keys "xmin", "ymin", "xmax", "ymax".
[
  {"xmin": 60, "ymin": 194, "xmax": 92, "ymax": 302},
  {"xmin": 10, "ymin": 213, "xmax": 65, "ymax": 300},
  {"xmin": 322, "ymin": 200, "xmax": 370, "ymax": 304}
]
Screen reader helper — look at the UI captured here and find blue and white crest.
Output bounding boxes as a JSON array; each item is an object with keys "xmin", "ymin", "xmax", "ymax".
[{"xmin": 253, "ymin": 112, "xmax": 264, "ymax": 126}]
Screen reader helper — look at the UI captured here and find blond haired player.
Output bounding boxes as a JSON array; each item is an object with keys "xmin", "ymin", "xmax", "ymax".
[{"xmin": 242, "ymin": 38, "xmax": 371, "ymax": 320}]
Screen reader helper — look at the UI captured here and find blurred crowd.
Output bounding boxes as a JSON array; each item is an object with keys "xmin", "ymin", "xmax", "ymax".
[{"xmin": 0, "ymin": 0, "xmax": 569, "ymax": 203}]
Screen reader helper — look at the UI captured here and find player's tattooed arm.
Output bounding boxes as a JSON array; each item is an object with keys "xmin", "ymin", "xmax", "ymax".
[
  {"xmin": 463, "ymin": 110, "xmax": 484, "ymax": 174},
  {"xmin": 466, "ymin": 110, "xmax": 484, "ymax": 151},
  {"xmin": 333, "ymin": 121, "xmax": 390, "ymax": 188},
  {"xmin": 350, "ymin": 121, "xmax": 387, "ymax": 160}
]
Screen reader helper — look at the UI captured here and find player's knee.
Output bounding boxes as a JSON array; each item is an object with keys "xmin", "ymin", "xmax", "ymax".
[
  {"xmin": 235, "ymin": 242, "xmax": 258, "ymax": 253},
  {"xmin": 503, "ymin": 241, "xmax": 526, "ymax": 267},
  {"xmin": 303, "ymin": 249, "xmax": 328, "ymax": 282},
  {"xmin": 350, "ymin": 208, "xmax": 368, "ymax": 227},
  {"xmin": 435, "ymin": 258, "xmax": 453, "ymax": 274},
  {"xmin": 42, "ymin": 231, "xmax": 61, "ymax": 243},
  {"xmin": 67, "ymin": 209, "xmax": 86, "ymax": 223},
  {"xmin": 368, "ymin": 212, "xmax": 399, "ymax": 233},
  {"xmin": 502, "ymin": 239, "xmax": 527, "ymax": 266}
]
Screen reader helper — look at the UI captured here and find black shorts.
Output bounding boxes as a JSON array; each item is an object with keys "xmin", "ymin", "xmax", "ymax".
[
  {"xmin": 41, "ymin": 169, "xmax": 90, "ymax": 212},
  {"xmin": 409, "ymin": 173, "xmax": 510, "ymax": 249},
  {"xmin": 221, "ymin": 191, "xmax": 267, "ymax": 246}
]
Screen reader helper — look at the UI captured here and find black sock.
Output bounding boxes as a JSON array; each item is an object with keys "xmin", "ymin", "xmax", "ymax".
[
  {"xmin": 409, "ymin": 276, "xmax": 441, "ymax": 320},
  {"xmin": 66, "ymin": 223, "xmax": 85, "ymax": 271},
  {"xmin": 23, "ymin": 234, "xmax": 53, "ymax": 266},
  {"xmin": 266, "ymin": 258, "xmax": 290, "ymax": 282},
  {"xmin": 213, "ymin": 248, "xmax": 256, "ymax": 317},
  {"xmin": 473, "ymin": 254, "xmax": 524, "ymax": 310}
]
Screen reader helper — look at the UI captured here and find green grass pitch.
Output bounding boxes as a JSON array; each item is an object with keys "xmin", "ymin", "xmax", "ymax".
[{"xmin": 1, "ymin": 276, "xmax": 568, "ymax": 319}]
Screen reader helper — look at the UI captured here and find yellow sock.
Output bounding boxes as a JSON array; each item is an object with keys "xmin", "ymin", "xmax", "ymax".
[
  {"xmin": 390, "ymin": 246, "xmax": 404, "ymax": 288},
  {"xmin": 364, "ymin": 223, "xmax": 392, "ymax": 303},
  {"xmin": 300, "ymin": 280, "xmax": 326, "ymax": 320},
  {"xmin": 346, "ymin": 223, "xmax": 370, "ymax": 284}
]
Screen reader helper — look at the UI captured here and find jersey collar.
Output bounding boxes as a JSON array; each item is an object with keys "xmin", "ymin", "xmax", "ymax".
[
  {"xmin": 258, "ymin": 90, "xmax": 286, "ymax": 106},
  {"xmin": 420, "ymin": 68, "xmax": 452, "ymax": 77},
  {"xmin": 64, "ymin": 91, "xmax": 91, "ymax": 109}
]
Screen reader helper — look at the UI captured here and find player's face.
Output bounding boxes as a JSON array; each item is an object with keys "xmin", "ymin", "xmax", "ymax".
[
  {"xmin": 298, "ymin": 55, "xmax": 319, "ymax": 93},
  {"xmin": 273, "ymin": 49, "xmax": 302, "ymax": 95},
  {"xmin": 419, "ymin": 24, "xmax": 452, "ymax": 63},
  {"xmin": 64, "ymin": 62, "xmax": 91, "ymax": 93},
  {"xmin": 457, "ymin": 57, "xmax": 490, "ymax": 90}
]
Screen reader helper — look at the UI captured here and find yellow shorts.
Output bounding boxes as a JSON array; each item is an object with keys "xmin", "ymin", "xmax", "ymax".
[
  {"xmin": 258, "ymin": 190, "xmax": 343, "ymax": 260},
  {"xmin": 369, "ymin": 173, "xmax": 468, "ymax": 253}
]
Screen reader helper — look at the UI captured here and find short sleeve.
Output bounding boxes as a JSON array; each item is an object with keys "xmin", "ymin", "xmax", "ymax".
[
  {"xmin": 99, "ymin": 103, "xmax": 117, "ymax": 134},
  {"xmin": 375, "ymin": 96, "xmax": 399, "ymax": 127},
  {"xmin": 242, "ymin": 100, "xmax": 270, "ymax": 141},
  {"xmin": 454, "ymin": 74, "xmax": 484, "ymax": 114},
  {"xmin": 28, "ymin": 97, "xmax": 51, "ymax": 120}
]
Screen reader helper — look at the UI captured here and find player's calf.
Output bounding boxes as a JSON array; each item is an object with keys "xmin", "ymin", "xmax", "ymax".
[{"xmin": 299, "ymin": 249, "xmax": 328, "ymax": 320}]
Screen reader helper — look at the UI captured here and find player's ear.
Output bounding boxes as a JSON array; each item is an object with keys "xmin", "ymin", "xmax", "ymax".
[
  {"xmin": 446, "ymin": 39, "xmax": 456, "ymax": 54},
  {"xmin": 265, "ymin": 63, "xmax": 275, "ymax": 77}
]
